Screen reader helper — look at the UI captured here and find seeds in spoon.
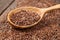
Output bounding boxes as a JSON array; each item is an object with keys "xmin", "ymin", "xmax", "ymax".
[{"xmin": 10, "ymin": 10, "xmax": 40, "ymax": 26}]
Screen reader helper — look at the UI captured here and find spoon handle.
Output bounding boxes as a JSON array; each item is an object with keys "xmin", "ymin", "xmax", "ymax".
[{"xmin": 44, "ymin": 4, "xmax": 60, "ymax": 13}]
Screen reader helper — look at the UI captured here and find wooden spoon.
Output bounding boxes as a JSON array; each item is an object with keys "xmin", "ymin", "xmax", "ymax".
[{"xmin": 7, "ymin": 4, "xmax": 60, "ymax": 28}]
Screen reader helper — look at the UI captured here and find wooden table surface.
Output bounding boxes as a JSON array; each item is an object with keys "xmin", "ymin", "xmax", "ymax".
[
  {"xmin": 0, "ymin": 0, "xmax": 15, "ymax": 15},
  {"xmin": 0, "ymin": 0, "xmax": 17, "ymax": 21}
]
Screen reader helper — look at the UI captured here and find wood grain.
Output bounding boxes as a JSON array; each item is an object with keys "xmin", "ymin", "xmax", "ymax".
[{"xmin": 0, "ymin": 0, "xmax": 14, "ymax": 15}]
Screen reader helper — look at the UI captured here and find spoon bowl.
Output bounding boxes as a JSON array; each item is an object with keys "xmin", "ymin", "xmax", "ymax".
[{"xmin": 7, "ymin": 4, "xmax": 60, "ymax": 28}]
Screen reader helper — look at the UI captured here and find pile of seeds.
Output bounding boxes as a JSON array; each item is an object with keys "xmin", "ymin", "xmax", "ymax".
[{"xmin": 10, "ymin": 10, "xmax": 40, "ymax": 26}]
